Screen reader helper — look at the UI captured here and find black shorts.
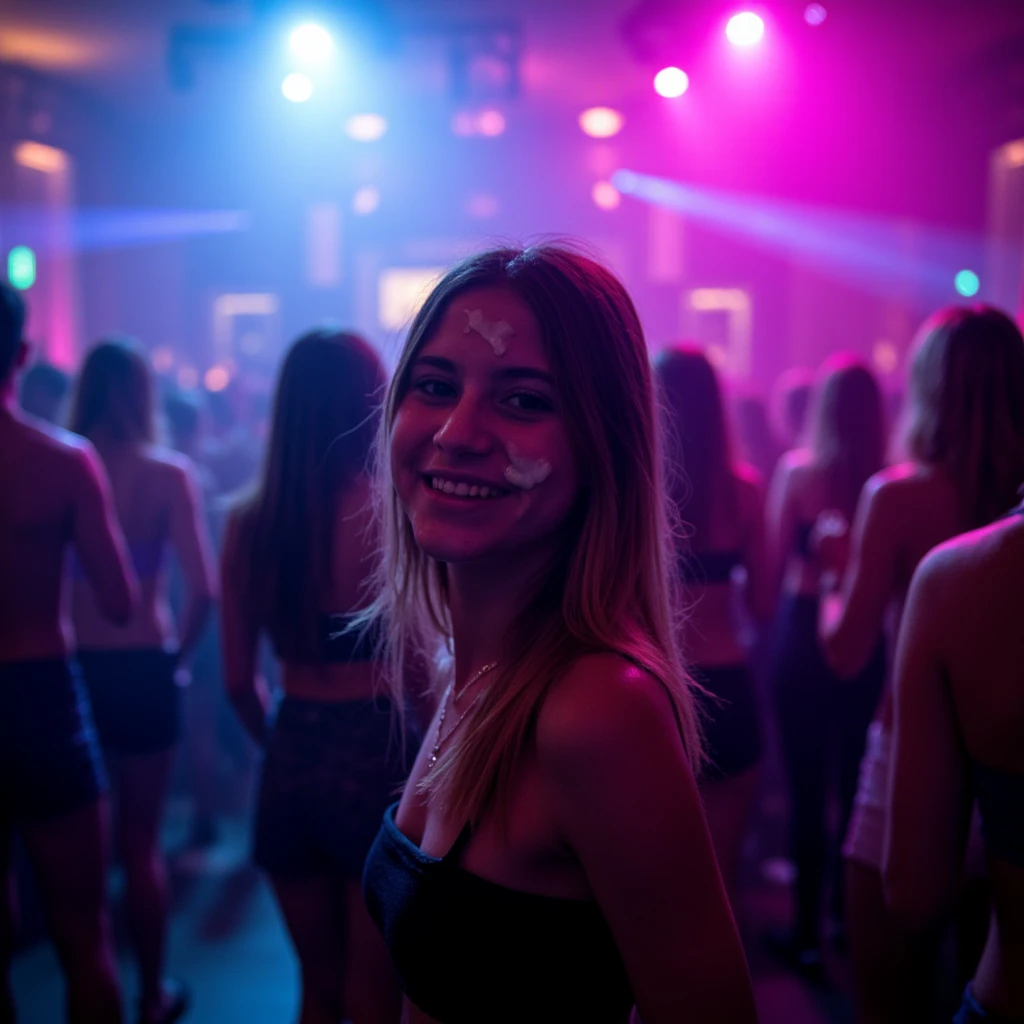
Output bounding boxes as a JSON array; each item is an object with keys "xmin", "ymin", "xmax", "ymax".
[
  {"xmin": 254, "ymin": 697, "xmax": 415, "ymax": 879},
  {"xmin": 76, "ymin": 648, "xmax": 182, "ymax": 755},
  {"xmin": 692, "ymin": 663, "xmax": 763, "ymax": 782},
  {"xmin": 0, "ymin": 659, "xmax": 108, "ymax": 821}
]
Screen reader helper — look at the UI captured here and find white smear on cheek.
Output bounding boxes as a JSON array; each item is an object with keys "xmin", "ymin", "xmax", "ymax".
[
  {"xmin": 464, "ymin": 308, "xmax": 513, "ymax": 357},
  {"xmin": 504, "ymin": 441, "xmax": 552, "ymax": 491}
]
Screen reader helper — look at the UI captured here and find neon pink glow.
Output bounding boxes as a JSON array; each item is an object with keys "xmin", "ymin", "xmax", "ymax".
[
  {"xmin": 726, "ymin": 12, "xmax": 765, "ymax": 47},
  {"xmin": 653, "ymin": 67, "xmax": 689, "ymax": 99},
  {"xmin": 592, "ymin": 181, "xmax": 621, "ymax": 210},
  {"xmin": 477, "ymin": 110, "xmax": 506, "ymax": 137}
]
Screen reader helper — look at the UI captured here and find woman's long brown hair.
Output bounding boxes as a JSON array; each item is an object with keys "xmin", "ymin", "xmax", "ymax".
[{"xmin": 236, "ymin": 328, "xmax": 385, "ymax": 662}]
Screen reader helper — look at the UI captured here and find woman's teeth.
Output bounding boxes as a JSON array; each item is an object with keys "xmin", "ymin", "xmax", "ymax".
[{"xmin": 430, "ymin": 477, "xmax": 504, "ymax": 499}]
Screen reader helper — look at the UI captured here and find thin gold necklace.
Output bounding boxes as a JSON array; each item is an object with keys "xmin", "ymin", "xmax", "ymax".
[{"xmin": 427, "ymin": 661, "xmax": 499, "ymax": 767}]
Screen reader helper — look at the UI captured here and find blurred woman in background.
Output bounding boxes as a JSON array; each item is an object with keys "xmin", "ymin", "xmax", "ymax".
[
  {"xmin": 817, "ymin": 307, "xmax": 1024, "ymax": 1022},
  {"xmin": 656, "ymin": 345, "xmax": 772, "ymax": 901},
  {"xmin": 764, "ymin": 354, "xmax": 887, "ymax": 975},
  {"xmin": 220, "ymin": 329, "xmax": 406, "ymax": 1024},
  {"xmin": 70, "ymin": 338, "xmax": 216, "ymax": 1024}
]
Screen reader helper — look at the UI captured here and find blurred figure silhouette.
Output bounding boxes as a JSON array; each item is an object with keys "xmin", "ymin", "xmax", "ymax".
[
  {"xmin": 18, "ymin": 358, "xmax": 70, "ymax": 425},
  {"xmin": 70, "ymin": 338, "xmax": 217, "ymax": 1024}
]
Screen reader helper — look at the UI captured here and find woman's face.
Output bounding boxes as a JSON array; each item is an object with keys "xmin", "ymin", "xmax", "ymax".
[{"xmin": 390, "ymin": 286, "xmax": 584, "ymax": 567}]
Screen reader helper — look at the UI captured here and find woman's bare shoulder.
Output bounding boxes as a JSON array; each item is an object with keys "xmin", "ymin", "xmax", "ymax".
[{"xmin": 536, "ymin": 653, "xmax": 682, "ymax": 767}]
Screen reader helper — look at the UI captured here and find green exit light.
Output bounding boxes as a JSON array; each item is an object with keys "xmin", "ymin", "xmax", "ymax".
[{"xmin": 8, "ymin": 246, "xmax": 36, "ymax": 290}]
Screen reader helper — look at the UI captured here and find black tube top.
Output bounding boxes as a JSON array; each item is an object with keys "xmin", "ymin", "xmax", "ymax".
[{"xmin": 362, "ymin": 802, "xmax": 634, "ymax": 1024}]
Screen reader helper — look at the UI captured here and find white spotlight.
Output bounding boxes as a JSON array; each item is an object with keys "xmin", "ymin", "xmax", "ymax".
[
  {"xmin": 282, "ymin": 72, "xmax": 314, "ymax": 102},
  {"xmin": 290, "ymin": 23, "xmax": 334, "ymax": 64},
  {"xmin": 346, "ymin": 113, "xmax": 388, "ymax": 142}
]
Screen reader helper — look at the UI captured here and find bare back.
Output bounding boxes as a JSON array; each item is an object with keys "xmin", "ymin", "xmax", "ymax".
[
  {"xmin": 888, "ymin": 513, "xmax": 1024, "ymax": 1015},
  {"xmin": 0, "ymin": 409, "xmax": 134, "ymax": 662},
  {"xmin": 71, "ymin": 442, "xmax": 214, "ymax": 651},
  {"xmin": 943, "ymin": 518, "xmax": 1024, "ymax": 1011},
  {"xmin": 768, "ymin": 449, "xmax": 837, "ymax": 596},
  {"xmin": 822, "ymin": 460, "xmax": 969, "ymax": 698}
]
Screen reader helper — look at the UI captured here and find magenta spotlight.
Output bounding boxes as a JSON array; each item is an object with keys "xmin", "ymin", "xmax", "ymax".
[
  {"xmin": 654, "ymin": 67, "xmax": 689, "ymax": 98},
  {"xmin": 726, "ymin": 12, "xmax": 765, "ymax": 47},
  {"xmin": 804, "ymin": 4, "xmax": 827, "ymax": 26}
]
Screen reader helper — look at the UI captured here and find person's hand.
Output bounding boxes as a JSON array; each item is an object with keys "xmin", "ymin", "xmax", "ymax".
[{"xmin": 812, "ymin": 510, "xmax": 851, "ymax": 578}]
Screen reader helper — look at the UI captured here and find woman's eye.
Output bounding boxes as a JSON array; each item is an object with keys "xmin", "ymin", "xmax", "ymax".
[
  {"xmin": 413, "ymin": 378, "xmax": 457, "ymax": 399},
  {"xmin": 506, "ymin": 392, "xmax": 554, "ymax": 413}
]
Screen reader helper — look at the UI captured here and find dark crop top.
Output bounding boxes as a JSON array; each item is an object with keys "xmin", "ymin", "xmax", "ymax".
[
  {"xmin": 362, "ymin": 802, "xmax": 634, "ymax": 1024},
  {"xmin": 679, "ymin": 550, "xmax": 742, "ymax": 585}
]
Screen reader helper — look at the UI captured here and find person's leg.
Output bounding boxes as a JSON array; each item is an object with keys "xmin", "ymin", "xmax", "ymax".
[
  {"xmin": 20, "ymin": 800, "xmax": 123, "ymax": 1024},
  {"xmin": 108, "ymin": 750, "xmax": 179, "ymax": 1022},
  {"xmin": 701, "ymin": 765, "xmax": 762, "ymax": 908},
  {"xmin": 0, "ymin": 820, "xmax": 16, "ymax": 1024},
  {"xmin": 271, "ymin": 876, "xmax": 346, "ymax": 1024}
]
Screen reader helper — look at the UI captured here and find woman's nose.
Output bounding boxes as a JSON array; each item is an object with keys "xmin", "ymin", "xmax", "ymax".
[{"xmin": 432, "ymin": 393, "xmax": 492, "ymax": 458}]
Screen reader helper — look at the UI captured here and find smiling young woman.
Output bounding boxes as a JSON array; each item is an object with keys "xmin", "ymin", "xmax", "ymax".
[{"xmin": 361, "ymin": 244, "xmax": 758, "ymax": 1024}]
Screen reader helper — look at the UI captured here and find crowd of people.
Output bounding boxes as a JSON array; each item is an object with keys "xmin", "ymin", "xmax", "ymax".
[{"xmin": 1, "ymin": 244, "xmax": 1022, "ymax": 1024}]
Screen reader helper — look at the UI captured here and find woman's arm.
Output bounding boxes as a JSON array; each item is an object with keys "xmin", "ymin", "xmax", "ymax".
[
  {"xmin": 538, "ymin": 655, "xmax": 758, "ymax": 1024},
  {"xmin": 167, "ymin": 459, "xmax": 217, "ymax": 664},
  {"xmin": 884, "ymin": 550, "xmax": 972, "ymax": 931},
  {"xmin": 219, "ymin": 512, "xmax": 272, "ymax": 747},
  {"xmin": 818, "ymin": 477, "xmax": 898, "ymax": 678}
]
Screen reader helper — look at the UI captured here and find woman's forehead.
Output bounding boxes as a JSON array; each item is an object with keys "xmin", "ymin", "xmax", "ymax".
[{"xmin": 420, "ymin": 287, "xmax": 548, "ymax": 366}]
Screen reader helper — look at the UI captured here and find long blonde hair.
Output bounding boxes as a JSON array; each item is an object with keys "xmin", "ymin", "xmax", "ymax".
[
  {"xmin": 902, "ymin": 305, "xmax": 1024, "ymax": 529},
  {"xmin": 367, "ymin": 243, "xmax": 703, "ymax": 824}
]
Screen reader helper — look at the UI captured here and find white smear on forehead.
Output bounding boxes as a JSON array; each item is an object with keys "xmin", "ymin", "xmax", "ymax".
[
  {"xmin": 504, "ymin": 441, "xmax": 552, "ymax": 491},
  {"xmin": 463, "ymin": 308, "xmax": 513, "ymax": 357}
]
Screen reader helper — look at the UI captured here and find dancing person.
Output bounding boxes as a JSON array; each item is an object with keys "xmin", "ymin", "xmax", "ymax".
[
  {"xmin": 69, "ymin": 338, "xmax": 216, "ymax": 1024},
  {"xmin": 764, "ymin": 355, "xmax": 887, "ymax": 973},
  {"xmin": 655, "ymin": 345, "xmax": 771, "ymax": 900},
  {"xmin": 0, "ymin": 285, "xmax": 135, "ymax": 1024},
  {"xmin": 886, "ymin": 499, "xmax": 1024, "ymax": 1024},
  {"xmin": 18, "ymin": 359, "xmax": 70, "ymax": 424},
  {"xmin": 361, "ymin": 244, "xmax": 758, "ymax": 1024},
  {"xmin": 817, "ymin": 306, "xmax": 1024, "ymax": 1023},
  {"xmin": 220, "ymin": 329, "xmax": 405, "ymax": 1024}
]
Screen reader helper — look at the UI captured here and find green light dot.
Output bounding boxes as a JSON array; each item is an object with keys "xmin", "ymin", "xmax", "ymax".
[
  {"xmin": 954, "ymin": 269, "xmax": 979, "ymax": 298},
  {"xmin": 7, "ymin": 246, "xmax": 36, "ymax": 290}
]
